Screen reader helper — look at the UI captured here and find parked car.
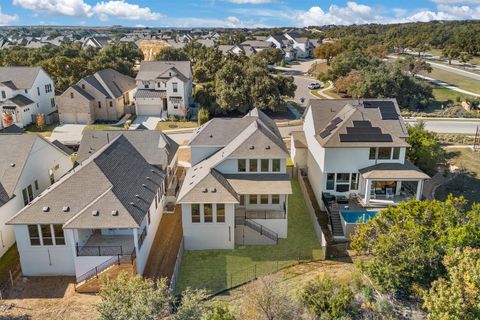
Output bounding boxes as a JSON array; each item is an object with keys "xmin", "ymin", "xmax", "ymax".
[{"xmin": 307, "ymin": 82, "xmax": 322, "ymax": 90}]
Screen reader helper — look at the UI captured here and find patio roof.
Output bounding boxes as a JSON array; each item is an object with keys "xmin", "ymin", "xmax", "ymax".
[
  {"xmin": 224, "ymin": 174, "xmax": 292, "ymax": 195},
  {"xmin": 359, "ymin": 161, "xmax": 430, "ymax": 180}
]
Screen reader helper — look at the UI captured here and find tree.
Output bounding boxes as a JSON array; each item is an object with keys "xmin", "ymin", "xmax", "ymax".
[
  {"xmin": 406, "ymin": 122, "xmax": 444, "ymax": 176},
  {"xmin": 214, "ymin": 59, "xmax": 249, "ymax": 113},
  {"xmin": 334, "ymin": 70, "xmax": 364, "ymax": 97},
  {"xmin": 96, "ymin": 273, "xmax": 171, "ymax": 320},
  {"xmin": 198, "ymin": 108, "xmax": 210, "ymax": 126},
  {"xmin": 351, "ymin": 197, "xmax": 480, "ymax": 293},
  {"xmin": 395, "ymin": 56, "xmax": 432, "ymax": 77},
  {"xmin": 238, "ymin": 276, "xmax": 302, "ymax": 320},
  {"xmin": 442, "ymin": 46, "xmax": 461, "ymax": 65},
  {"xmin": 300, "ymin": 275, "xmax": 354, "ymax": 319},
  {"xmin": 203, "ymin": 303, "xmax": 235, "ymax": 320},
  {"xmin": 173, "ymin": 288, "xmax": 210, "ymax": 320},
  {"xmin": 423, "ymin": 247, "xmax": 480, "ymax": 320},
  {"xmin": 367, "ymin": 44, "xmax": 388, "ymax": 58},
  {"xmin": 251, "ymin": 48, "xmax": 284, "ymax": 65},
  {"xmin": 314, "ymin": 42, "xmax": 342, "ymax": 65},
  {"xmin": 155, "ymin": 46, "xmax": 189, "ymax": 61}
]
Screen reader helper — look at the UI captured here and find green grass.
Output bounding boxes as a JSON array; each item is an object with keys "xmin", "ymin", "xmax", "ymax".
[
  {"xmin": 24, "ymin": 123, "xmax": 59, "ymax": 137},
  {"xmin": 323, "ymin": 88, "xmax": 342, "ymax": 99},
  {"xmin": 84, "ymin": 124, "xmax": 124, "ymax": 132},
  {"xmin": 436, "ymin": 148, "xmax": 480, "ymax": 207},
  {"xmin": 155, "ymin": 121, "xmax": 198, "ymax": 131},
  {"xmin": 0, "ymin": 244, "xmax": 20, "ymax": 284},
  {"xmin": 310, "ymin": 89, "xmax": 325, "ymax": 99},
  {"xmin": 176, "ymin": 179, "xmax": 323, "ymax": 293},
  {"xmin": 420, "ymin": 66, "xmax": 480, "ymax": 94}
]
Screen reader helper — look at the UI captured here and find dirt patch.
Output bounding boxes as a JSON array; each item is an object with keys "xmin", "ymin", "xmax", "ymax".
[{"xmin": 1, "ymin": 277, "xmax": 99, "ymax": 319}]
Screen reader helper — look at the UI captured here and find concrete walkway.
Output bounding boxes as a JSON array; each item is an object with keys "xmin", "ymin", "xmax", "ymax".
[{"xmin": 49, "ymin": 124, "xmax": 86, "ymax": 145}]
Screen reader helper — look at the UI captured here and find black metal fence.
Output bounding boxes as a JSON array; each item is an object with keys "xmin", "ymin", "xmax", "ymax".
[
  {"xmin": 75, "ymin": 255, "xmax": 120, "ymax": 284},
  {"xmin": 234, "ymin": 216, "xmax": 278, "ymax": 243},
  {"xmin": 76, "ymin": 243, "xmax": 124, "ymax": 256}
]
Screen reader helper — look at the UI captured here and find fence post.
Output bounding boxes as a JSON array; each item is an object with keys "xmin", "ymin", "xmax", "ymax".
[
  {"xmin": 254, "ymin": 265, "xmax": 256, "ymax": 279},
  {"xmin": 9, "ymin": 270, "xmax": 14, "ymax": 287},
  {"xmin": 95, "ymin": 267, "xmax": 98, "ymax": 278}
]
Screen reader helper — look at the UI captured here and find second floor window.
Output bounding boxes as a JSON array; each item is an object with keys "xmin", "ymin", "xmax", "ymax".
[
  {"xmin": 217, "ymin": 204, "xmax": 225, "ymax": 222},
  {"xmin": 22, "ymin": 185, "xmax": 34, "ymax": 205},
  {"xmin": 37, "ymin": 87, "xmax": 40, "ymax": 95},
  {"xmin": 1, "ymin": 91, "xmax": 5, "ymax": 99},
  {"xmin": 204, "ymin": 204, "xmax": 213, "ymax": 223},
  {"xmin": 191, "ymin": 204, "xmax": 200, "ymax": 223},
  {"xmin": 172, "ymin": 82, "xmax": 178, "ymax": 93},
  {"xmin": 249, "ymin": 159, "xmax": 258, "ymax": 172},
  {"xmin": 238, "ymin": 159, "xmax": 246, "ymax": 172},
  {"xmin": 272, "ymin": 159, "xmax": 281, "ymax": 172}
]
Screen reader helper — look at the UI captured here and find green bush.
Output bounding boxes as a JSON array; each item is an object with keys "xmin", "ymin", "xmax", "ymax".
[
  {"xmin": 198, "ymin": 108, "xmax": 210, "ymax": 126},
  {"xmin": 300, "ymin": 275, "xmax": 354, "ymax": 319}
]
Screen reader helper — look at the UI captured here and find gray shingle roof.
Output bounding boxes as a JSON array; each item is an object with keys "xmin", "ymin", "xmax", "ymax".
[
  {"xmin": 0, "ymin": 67, "xmax": 42, "ymax": 89},
  {"xmin": 359, "ymin": 161, "xmax": 430, "ymax": 180},
  {"xmin": 136, "ymin": 61, "xmax": 192, "ymax": 82},
  {"xmin": 84, "ymin": 75, "xmax": 111, "ymax": 98},
  {"xmin": 8, "ymin": 94, "xmax": 35, "ymax": 107},
  {"xmin": 77, "ymin": 129, "xmax": 178, "ymax": 169},
  {"xmin": 71, "ymin": 84, "xmax": 94, "ymax": 101},
  {"xmin": 95, "ymin": 69, "xmax": 136, "ymax": 99},
  {"xmin": 8, "ymin": 135, "xmax": 164, "ymax": 228},
  {"xmin": 135, "ymin": 89, "xmax": 166, "ymax": 99}
]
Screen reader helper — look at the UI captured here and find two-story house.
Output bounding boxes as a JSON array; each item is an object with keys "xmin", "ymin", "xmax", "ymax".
[
  {"xmin": 291, "ymin": 99, "xmax": 429, "ymax": 239},
  {"xmin": 135, "ymin": 61, "xmax": 193, "ymax": 119},
  {"xmin": 7, "ymin": 130, "xmax": 178, "ymax": 288},
  {"xmin": 284, "ymin": 33, "xmax": 313, "ymax": 59},
  {"xmin": 177, "ymin": 109, "xmax": 292, "ymax": 250},
  {"xmin": 57, "ymin": 69, "xmax": 136, "ymax": 124},
  {"xmin": 0, "ymin": 67, "xmax": 56, "ymax": 129},
  {"xmin": 0, "ymin": 128, "xmax": 72, "ymax": 257}
]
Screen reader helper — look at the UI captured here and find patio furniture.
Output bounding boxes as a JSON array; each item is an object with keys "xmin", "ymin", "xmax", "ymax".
[
  {"xmin": 336, "ymin": 195, "xmax": 348, "ymax": 204},
  {"xmin": 386, "ymin": 188, "xmax": 394, "ymax": 199}
]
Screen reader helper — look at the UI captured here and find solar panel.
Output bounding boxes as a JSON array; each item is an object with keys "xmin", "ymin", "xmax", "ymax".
[
  {"xmin": 352, "ymin": 120, "xmax": 372, "ymax": 127},
  {"xmin": 325, "ymin": 123, "xmax": 337, "ymax": 132},
  {"xmin": 346, "ymin": 127, "xmax": 382, "ymax": 134},
  {"xmin": 330, "ymin": 117, "xmax": 342, "ymax": 125},
  {"xmin": 319, "ymin": 130, "xmax": 331, "ymax": 139},
  {"xmin": 339, "ymin": 134, "xmax": 393, "ymax": 142},
  {"xmin": 381, "ymin": 112, "xmax": 399, "ymax": 120}
]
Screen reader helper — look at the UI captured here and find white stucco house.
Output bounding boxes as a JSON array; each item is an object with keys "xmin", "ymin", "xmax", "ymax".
[
  {"xmin": 134, "ymin": 61, "xmax": 193, "ymax": 119},
  {"xmin": 7, "ymin": 130, "xmax": 178, "ymax": 283},
  {"xmin": 291, "ymin": 99, "xmax": 429, "ymax": 238},
  {"xmin": 0, "ymin": 67, "xmax": 56, "ymax": 129},
  {"xmin": 177, "ymin": 109, "xmax": 292, "ymax": 250},
  {"xmin": 266, "ymin": 35, "xmax": 296, "ymax": 62},
  {"xmin": 284, "ymin": 33, "xmax": 313, "ymax": 59},
  {"xmin": 0, "ymin": 128, "xmax": 72, "ymax": 258}
]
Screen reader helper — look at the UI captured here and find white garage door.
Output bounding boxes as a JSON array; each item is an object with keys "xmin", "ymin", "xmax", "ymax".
[{"xmin": 136, "ymin": 104, "xmax": 161, "ymax": 117}]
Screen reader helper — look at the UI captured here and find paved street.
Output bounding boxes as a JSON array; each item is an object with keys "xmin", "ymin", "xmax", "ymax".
[
  {"xmin": 405, "ymin": 119, "xmax": 480, "ymax": 134},
  {"xmin": 293, "ymin": 76, "xmax": 316, "ymax": 105}
]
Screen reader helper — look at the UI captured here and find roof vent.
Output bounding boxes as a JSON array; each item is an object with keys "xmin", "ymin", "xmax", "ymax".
[
  {"xmin": 62, "ymin": 206, "xmax": 70, "ymax": 212},
  {"xmin": 201, "ymin": 187, "xmax": 208, "ymax": 193},
  {"xmin": 209, "ymin": 134, "xmax": 213, "ymax": 138},
  {"xmin": 249, "ymin": 146, "xmax": 255, "ymax": 150},
  {"xmin": 42, "ymin": 206, "xmax": 50, "ymax": 212},
  {"xmin": 142, "ymin": 184, "xmax": 147, "ymax": 187},
  {"xmin": 111, "ymin": 210, "xmax": 119, "ymax": 216},
  {"xmin": 146, "ymin": 176, "xmax": 151, "ymax": 180},
  {"xmin": 10, "ymin": 163, "xmax": 15, "ymax": 167},
  {"xmin": 130, "ymin": 202, "xmax": 135, "ymax": 206},
  {"xmin": 92, "ymin": 210, "xmax": 99, "ymax": 216},
  {"xmin": 266, "ymin": 145, "xmax": 271, "ymax": 150},
  {"xmin": 210, "ymin": 188, "xmax": 217, "ymax": 193}
]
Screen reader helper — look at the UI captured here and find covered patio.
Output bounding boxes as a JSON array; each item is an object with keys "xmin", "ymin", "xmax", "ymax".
[
  {"xmin": 358, "ymin": 162, "xmax": 430, "ymax": 206},
  {"xmin": 75, "ymin": 229, "xmax": 136, "ymax": 257}
]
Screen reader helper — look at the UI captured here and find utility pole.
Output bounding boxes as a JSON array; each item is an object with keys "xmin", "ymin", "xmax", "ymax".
[{"xmin": 474, "ymin": 126, "xmax": 479, "ymax": 151}]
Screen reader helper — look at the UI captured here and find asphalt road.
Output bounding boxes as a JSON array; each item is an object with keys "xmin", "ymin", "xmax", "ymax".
[{"xmin": 405, "ymin": 119, "xmax": 480, "ymax": 134}]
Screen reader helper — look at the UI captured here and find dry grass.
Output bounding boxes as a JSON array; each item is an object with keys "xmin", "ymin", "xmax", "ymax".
[{"xmin": 420, "ymin": 66, "xmax": 480, "ymax": 94}]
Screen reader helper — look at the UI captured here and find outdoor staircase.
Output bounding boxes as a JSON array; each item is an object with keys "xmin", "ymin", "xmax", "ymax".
[
  {"xmin": 75, "ymin": 255, "xmax": 136, "ymax": 293},
  {"xmin": 235, "ymin": 216, "xmax": 278, "ymax": 245},
  {"xmin": 330, "ymin": 211, "xmax": 345, "ymax": 238}
]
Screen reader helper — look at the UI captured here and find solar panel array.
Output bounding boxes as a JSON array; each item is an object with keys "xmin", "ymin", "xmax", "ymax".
[
  {"xmin": 340, "ymin": 116, "xmax": 393, "ymax": 143},
  {"xmin": 319, "ymin": 117, "xmax": 343, "ymax": 139}
]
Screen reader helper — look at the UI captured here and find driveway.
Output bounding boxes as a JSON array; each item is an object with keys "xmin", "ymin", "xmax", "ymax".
[{"xmin": 130, "ymin": 116, "xmax": 161, "ymax": 130}]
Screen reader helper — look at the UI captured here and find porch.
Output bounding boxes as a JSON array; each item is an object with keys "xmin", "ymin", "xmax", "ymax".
[
  {"xmin": 234, "ymin": 207, "xmax": 287, "ymax": 220},
  {"xmin": 75, "ymin": 230, "xmax": 136, "ymax": 257}
]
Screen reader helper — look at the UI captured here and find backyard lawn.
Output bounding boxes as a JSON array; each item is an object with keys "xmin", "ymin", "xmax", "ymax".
[
  {"xmin": 155, "ymin": 121, "xmax": 197, "ymax": 131},
  {"xmin": 24, "ymin": 123, "xmax": 59, "ymax": 137},
  {"xmin": 176, "ymin": 179, "xmax": 323, "ymax": 294},
  {"xmin": 436, "ymin": 147, "xmax": 480, "ymax": 207},
  {"xmin": 0, "ymin": 244, "xmax": 20, "ymax": 285}
]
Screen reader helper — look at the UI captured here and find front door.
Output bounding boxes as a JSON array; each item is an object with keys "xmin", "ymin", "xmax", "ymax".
[{"xmin": 162, "ymin": 98, "xmax": 168, "ymax": 111}]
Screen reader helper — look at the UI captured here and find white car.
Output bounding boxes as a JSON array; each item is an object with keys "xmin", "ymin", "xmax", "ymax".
[{"xmin": 307, "ymin": 82, "xmax": 322, "ymax": 90}]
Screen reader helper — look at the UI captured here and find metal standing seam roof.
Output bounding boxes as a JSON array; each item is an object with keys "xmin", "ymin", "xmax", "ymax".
[{"xmin": 8, "ymin": 135, "xmax": 164, "ymax": 228}]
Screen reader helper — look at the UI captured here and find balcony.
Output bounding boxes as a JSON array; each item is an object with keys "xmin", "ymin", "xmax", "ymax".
[
  {"xmin": 76, "ymin": 233, "xmax": 135, "ymax": 257},
  {"xmin": 235, "ymin": 207, "xmax": 286, "ymax": 220}
]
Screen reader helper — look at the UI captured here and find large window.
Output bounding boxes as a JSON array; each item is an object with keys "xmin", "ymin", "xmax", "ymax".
[
  {"xmin": 28, "ymin": 225, "xmax": 41, "ymax": 246},
  {"xmin": 53, "ymin": 224, "xmax": 65, "ymax": 245},
  {"xmin": 392, "ymin": 147, "xmax": 400, "ymax": 160},
  {"xmin": 249, "ymin": 159, "xmax": 258, "ymax": 172},
  {"xmin": 378, "ymin": 147, "xmax": 392, "ymax": 160},
  {"xmin": 260, "ymin": 194, "xmax": 269, "ymax": 204},
  {"xmin": 204, "ymin": 204, "xmax": 213, "ymax": 223},
  {"xmin": 350, "ymin": 173, "xmax": 359, "ymax": 190},
  {"xmin": 261, "ymin": 159, "xmax": 269, "ymax": 172},
  {"xmin": 249, "ymin": 195, "xmax": 258, "ymax": 204},
  {"xmin": 336, "ymin": 173, "xmax": 350, "ymax": 183},
  {"xmin": 191, "ymin": 204, "xmax": 200, "ymax": 223},
  {"xmin": 271, "ymin": 194, "xmax": 280, "ymax": 204},
  {"xmin": 216, "ymin": 204, "xmax": 225, "ymax": 223},
  {"xmin": 238, "ymin": 159, "xmax": 246, "ymax": 172},
  {"xmin": 326, "ymin": 173, "xmax": 335, "ymax": 190},
  {"xmin": 272, "ymin": 159, "xmax": 281, "ymax": 172},
  {"xmin": 40, "ymin": 225, "xmax": 53, "ymax": 245}
]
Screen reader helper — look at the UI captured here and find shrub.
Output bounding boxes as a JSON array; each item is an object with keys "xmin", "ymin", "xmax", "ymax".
[
  {"xmin": 198, "ymin": 108, "xmax": 210, "ymax": 126},
  {"xmin": 300, "ymin": 275, "xmax": 354, "ymax": 319}
]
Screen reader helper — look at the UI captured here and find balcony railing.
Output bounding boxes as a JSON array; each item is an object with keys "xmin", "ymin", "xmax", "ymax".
[{"xmin": 76, "ymin": 243, "xmax": 124, "ymax": 256}]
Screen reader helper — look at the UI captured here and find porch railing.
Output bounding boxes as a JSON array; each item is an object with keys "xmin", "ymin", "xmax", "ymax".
[
  {"xmin": 76, "ymin": 243, "xmax": 123, "ymax": 256},
  {"xmin": 235, "ymin": 216, "xmax": 278, "ymax": 244}
]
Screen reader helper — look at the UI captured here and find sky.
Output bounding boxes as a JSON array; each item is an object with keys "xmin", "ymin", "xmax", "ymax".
[{"xmin": 0, "ymin": 0, "xmax": 480, "ymax": 28}]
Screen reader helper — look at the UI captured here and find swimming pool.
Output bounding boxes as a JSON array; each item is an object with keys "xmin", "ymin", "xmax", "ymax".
[{"xmin": 341, "ymin": 211, "xmax": 378, "ymax": 223}]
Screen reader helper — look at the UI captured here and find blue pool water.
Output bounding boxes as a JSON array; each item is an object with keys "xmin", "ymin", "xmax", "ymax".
[{"xmin": 341, "ymin": 211, "xmax": 378, "ymax": 223}]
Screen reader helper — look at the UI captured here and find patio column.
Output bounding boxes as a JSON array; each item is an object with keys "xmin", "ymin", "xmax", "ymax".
[
  {"xmin": 133, "ymin": 228, "xmax": 139, "ymax": 255},
  {"xmin": 396, "ymin": 181, "xmax": 402, "ymax": 195},
  {"xmin": 416, "ymin": 180, "xmax": 424, "ymax": 201},
  {"xmin": 364, "ymin": 179, "xmax": 371, "ymax": 205}
]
